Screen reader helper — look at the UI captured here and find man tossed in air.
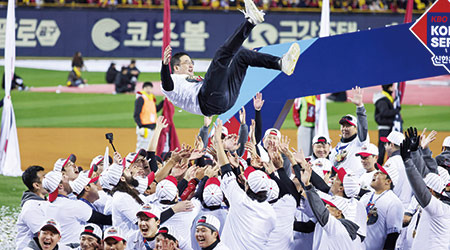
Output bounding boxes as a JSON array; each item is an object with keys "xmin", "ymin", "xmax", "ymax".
[{"xmin": 160, "ymin": 0, "xmax": 300, "ymax": 116}]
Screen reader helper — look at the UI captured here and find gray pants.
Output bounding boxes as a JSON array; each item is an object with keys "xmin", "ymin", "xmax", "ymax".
[
  {"xmin": 297, "ymin": 126, "xmax": 314, "ymax": 156},
  {"xmin": 136, "ymin": 126, "xmax": 154, "ymax": 152}
]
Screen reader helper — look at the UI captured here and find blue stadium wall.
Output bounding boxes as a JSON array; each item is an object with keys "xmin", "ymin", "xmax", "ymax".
[{"xmin": 0, "ymin": 8, "xmax": 420, "ymax": 58}]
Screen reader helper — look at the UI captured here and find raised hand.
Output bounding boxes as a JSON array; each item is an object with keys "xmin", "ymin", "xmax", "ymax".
[
  {"xmin": 348, "ymin": 86, "xmax": 364, "ymax": 107},
  {"xmin": 420, "ymin": 128, "xmax": 437, "ymax": 150},
  {"xmin": 194, "ymin": 166, "xmax": 206, "ymax": 180},
  {"xmin": 163, "ymin": 45, "xmax": 172, "ymax": 65},
  {"xmin": 269, "ymin": 150, "xmax": 284, "ymax": 170},
  {"xmin": 203, "ymin": 116, "xmax": 212, "ymax": 127},
  {"xmin": 172, "ymin": 200, "xmax": 194, "ymax": 213},
  {"xmin": 184, "ymin": 165, "xmax": 198, "ymax": 181},
  {"xmin": 292, "ymin": 148, "xmax": 307, "ymax": 166},
  {"xmin": 156, "ymin": 116, "xmax": 169, "ymax": 131},
  {"xmin": 249, "ymin": 119, "xmax": 256, "ymax": 144},
  {"xmin": 400, "ymin": 138, "xmax": 412, "ymax": 161},
  {"xmin": 239, "ymin": 107, "xmax": 246, "ymax": 125},
  {"xmin": 301, "ymin": 162, "xmax": 313, "ymax": 186},
  {"xmin": 223, "ymin": 134, "xmax": 240, "ymax": 151},
  {"xmin": 406, "ymin": 127, "xmax": 420, "ymax": 151},
  {"xmin": 194, "ymin": 136, "xmax": 204, "ymax": 151},
  {"xmin": 170, "ymin": 162, "xmax": 188, "ymax": 178},
  {"xmin": 253, "ymin": 92, "xmax": 265, "ymax": 111},
  {"xmin": 227, "ymin": 152, "xmax": 241, "ymax": 169},
  {"xmin": 189, "ymin": 148, "xmax": 206, "ymax": 160}
]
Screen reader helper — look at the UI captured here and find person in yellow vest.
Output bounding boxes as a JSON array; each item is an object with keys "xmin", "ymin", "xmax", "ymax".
[
  {"xmin": 134, "ymin": 82, "xmax": 164, "ymax": 151},
  {"xmin": 373, "ymin": 84, "xmax": 401, "ymax": 165},
  {"xmin": 293, "ymin": 95, "xmax": 316, "ymax": 156},
  {"xmin": 66, "ymin": 66, "xmax": 87, "ymax": 87}
]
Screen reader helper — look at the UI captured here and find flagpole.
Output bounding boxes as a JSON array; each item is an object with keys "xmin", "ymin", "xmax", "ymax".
[
  {"xmin": 315, "ymin": 0, "xmax": 330, "ymax": 138},
  {"xmin": 0, "ymin": 0, "xmax": 22, "ymax": 176}
]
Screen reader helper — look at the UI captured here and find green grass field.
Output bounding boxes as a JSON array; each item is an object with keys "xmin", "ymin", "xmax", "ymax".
[{"xmin": 0, "ymin": 176, "xmax": 25, "ymax": 208}]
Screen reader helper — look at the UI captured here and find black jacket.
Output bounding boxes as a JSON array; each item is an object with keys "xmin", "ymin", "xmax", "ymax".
[{"xmin": 373, "ymin": 93, "xmax": 399, "ymax": 127}]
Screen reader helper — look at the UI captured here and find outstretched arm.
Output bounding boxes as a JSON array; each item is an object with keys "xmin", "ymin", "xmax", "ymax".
[
  {"xmin": 348, "ymin": 86, "xmax": 369, "ymax": 142},
  {"xmin": 161, "ymin": 46, "xmax": 174, "ymax": 91}
]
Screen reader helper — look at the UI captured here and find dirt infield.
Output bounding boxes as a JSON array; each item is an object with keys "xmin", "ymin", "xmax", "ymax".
[{"xmin": 18, "ymin": 128, "xmax": 450, "ymax": 172}]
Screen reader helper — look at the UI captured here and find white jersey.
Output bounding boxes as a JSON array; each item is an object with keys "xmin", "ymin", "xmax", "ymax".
[
  {"xmin": 396, "ymin": 197, "xmax": 420, "ymax": 250},
  {"xmin": 161, "ymin": 74, "xmax": 203, "ymax": 115},
  {"xmin": 359, "ymin": 170, "xmax": 376, "ymax": 192},
  {"xmin": 411, "ymin": 196, "xmax": 450, "ymax": 250},
  {"xmin": 93, "ymin": 190, "xmax": 111, "ymax": 214},
  {"xmin": 45, "ymin": 196, "xmax": 93, "ymax": 244},
  {"xmin": 360, "ymin": 190, "xmax": 403, "ymax": 250},
  {"xmin": 330, "ymin": 137, "xmax": 368, "ymax": 178},
  {"xmin": 126, "ymin": 229, "xmax": 154, "ymax": 250},
  {"xmin": 386, "ymin": 154, "xmax": 413, "ymax": 208},
  {"xmin": 312, "ymin": 216, "xmax": 357, "ymax": 250},
  {"xmin": 265, "ymin": 195, "xmax": 297, "ymax": 250},
  {"xmin": 191, "ymin": 207, "xmax": 228, "ymax": 250},
  {"xmin": 157, "ymin": 198, "xmax": 202, "ymax": 250},
  {"xmin": 16, "ymin": 200, "xmax": 48, "ymax": 250},
  {"xmin": 111, "ymin": 191, "xmax": 142, "ymax": 233},
  {"xmin": 220, "ymin": 172, "xmax": 276, "ymax": 250}
]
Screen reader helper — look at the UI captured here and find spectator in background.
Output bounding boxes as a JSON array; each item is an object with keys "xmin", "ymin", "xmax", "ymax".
[
  {"xmin": 134, "ymin": 82, "xmax": 164, "ymax": 151},
  {"xmin": 127, "ymin": 59, "xmax": 140, "ymax": 86},
  {"xmin": 293, "ymin": 96, "xmax": 316, "ymax": 156},
  {"xmin": 2, "ymin": 73, "xmax": 28, "ymax": 91},
  {"xmin": 67, "ymin": 65, "xmax": 87, "ymax": 87},
  {"xmin": 373, "ymin": 84, "xmax": 401, "ymax": 165},
  {"xmin": 106, "ymin": 62, "xmax": 119, "ymax": 84},
  {"xmin": 72, "ymin": 51, "xmax": 85, "ymax": 70},
  {"xmin": 115, "ymin": 67, "xmax": 135, "ymax": 94}
]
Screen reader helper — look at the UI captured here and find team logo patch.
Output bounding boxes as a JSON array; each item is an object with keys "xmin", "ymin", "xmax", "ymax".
[{"xmin": 410, "ymin": 0, "xmax": 450, "ymax": 72}]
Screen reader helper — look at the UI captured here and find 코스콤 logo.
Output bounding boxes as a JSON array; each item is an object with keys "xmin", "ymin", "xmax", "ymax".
[{"xmin": 410, "ymin": 0, "xmax": 450, "ymax": 72}]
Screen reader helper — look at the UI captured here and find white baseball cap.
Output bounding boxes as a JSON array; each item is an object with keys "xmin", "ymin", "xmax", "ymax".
[
  {"xmin": 42, "ymin": 171, "xmax": 62, "ymax": 202},
  {"xmin": 319, "ymin": 192, "xmax": 349, "ymax": 214},
  {"xmin": 438, "ymin": 166, "xmax": 450, "ymax": 187},
  {"xmin": 267, "ymin": 179, "xmax": 280, "ymax": 202},
  {"xmin": 99, "ymin": 163, "xmax": 123, "ymax": 190},
  {"xmin": 377, "ymin": 163, "xmax": 399, "ymax": 186},
  {"xmin": 339, "ymin": 114, "xmax": 357, "ymax": 127},
  {"xmin": 343, "ymin": 173, "xmax": 361, "ymax": 198},
  {"xmin": 53, "ymin": 154, "xmax": 76, "ymax": 172},
  {"xmin": 135, "ymin": 172, "xmax": 156, "ymax": 195},
  {"xmin": 39, "ymin": 219, "xmax": 61, "ymax": 235},
  {"xmin": 103, "ymin": 226, "xmax": 125, "ymax": 242},
  {"xmin": 424, "ymin": 173, "xmax": 444, "ymax": 194},
  {"xmin": 136, "ymin": 203, "xmax": 161, "ymax": 220},
  {"xmin": 312, "ymin": 134, "xmax": 332, "ymax": 145},
  {"xmin": 381, "ymin": 131, "xmax": 405, "ymax": 146},
  {"xmin": 80, "ymin": 223, "xmax": 102, "ymax": 242},
  {"xmin": 356, "ymin": 143, "xmax": 379, "ymax": 157},
  {"xmin": 203, "ymin": 177, "xmax": 223, "ymax": 207},
  {"xmin": 443, "ymin": 136, "xmax": 450, "ymax": 148},
  {"xmin": 69, "ymin": 171, "xmax": 91, "ymax": 195},
  {"xmin": 89, "ymin": 155, "xmax": 104, "ymax": 178},
  {"xmin": 264, "ymin": 128, "xmax": 281, "ymax": 140},
  {"xmin": 246, "ymin": 169, "xmax": 271, "ymax": 193},
  {"xmin": 196, "ymin": 215, "xmax": 221, "ymax": 233},
  {"xmin": 156, "ymin": 176, "xmax": 178, "ymax": 202}
]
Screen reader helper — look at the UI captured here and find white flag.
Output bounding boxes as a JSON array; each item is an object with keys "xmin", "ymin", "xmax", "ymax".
[
  {"xmin": 315, "ymin": 0, "xmax": 330, "ymax": 137},
  {"xmin": 0, "ymin": 0, "xmax": 22, "ymax": 176}
]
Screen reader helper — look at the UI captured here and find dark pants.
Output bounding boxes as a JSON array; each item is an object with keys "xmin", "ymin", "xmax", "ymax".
[
  {"xmin": 377, "ymin": 128, "xmax": 391, "ymax": 165},
  {"xmin": 198, "ymin": 21, "xmax": 281, "ymax": 116}
]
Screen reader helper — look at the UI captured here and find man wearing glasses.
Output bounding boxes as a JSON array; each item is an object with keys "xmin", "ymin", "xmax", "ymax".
[{"xmin": 160, "ymin": 0, "xmax": 300, "ymax": 116}]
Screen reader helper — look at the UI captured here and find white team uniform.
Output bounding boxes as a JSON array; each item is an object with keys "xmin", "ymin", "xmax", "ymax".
[
  {"xmin": 155, "ymin": 198, "xmax": 202, "ymax": 250},
  {"xmin": 220, "ymin": 172, "xmax": 276, "ymax": 250},
  {"xmin": 265, "ymin": 194, "xmax": 297, "ymax": 250},
  {"xmin": 359, "ymin": 190, "xmax": 403, "ymax": 250},
  {"xmin": 93, "ymin": 189, "xmax": 111, "ymax": 214},
  {"xmin": 410, "ymin": 196, "xmax": 450, "ymax": 250},
  {"xmin": 161, "ymin": 74, "xmax": 203, "ymax": 115},
  {"xmin": 126, "ymin": 230, "xmax": 155, "ymax": 250},
  {"xmin": 45, "ymin": 196, "xmax": 93, "ymax": 244},
  {"xmin": 111, "ymin": 191, "xmax": 142, "ymax": 233},
  {"xmin": 16, "ymin": 199, "xmax": 48, "ymax": 250},
  {"xmin": 396, "ymin": 197, "xmax": 420, "ymax": 250},
  {"xmin": 386, "ymin": 154, "xmax": 413, "ymax": 208},
  {"xmin": 312, "ymin": 215, "xmax": 357, "ymax": 250},
  {"xmin": 359, "ymin": 170, "xmax": 376, "ymax": 192}
]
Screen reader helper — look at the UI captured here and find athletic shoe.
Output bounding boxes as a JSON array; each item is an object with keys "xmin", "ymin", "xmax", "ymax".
[
  {"xmin": 241, "ymin": 0, "xmax": 265, "ymax": 25},
  {"xmin": 281, "ymin": 43, "xmax": 300, "ymax": 76}
]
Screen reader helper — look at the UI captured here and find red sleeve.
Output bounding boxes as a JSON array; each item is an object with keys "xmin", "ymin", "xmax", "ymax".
[
  {"xmin": 293, "ymin": 99, "xmax": 301, "ymax": 127},
  {"xmin": 180, "ymin": 179, "xmax": 198, "ymax": 200}
]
